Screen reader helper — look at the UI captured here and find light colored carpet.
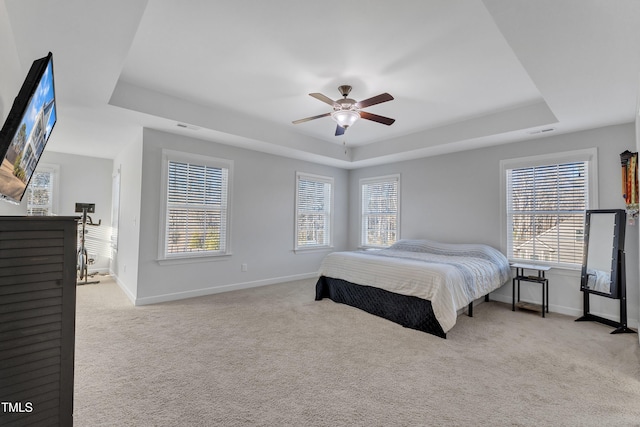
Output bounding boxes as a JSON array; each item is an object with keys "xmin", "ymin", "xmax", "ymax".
[{"xmin": 74, "ymin": 277, "xmax": 640, "ymax": 426}]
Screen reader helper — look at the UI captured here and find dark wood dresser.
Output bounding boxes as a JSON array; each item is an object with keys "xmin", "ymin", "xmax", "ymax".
[{"xmin": 0, "ymin": 217, "xmax": 78, "ymax": 426}]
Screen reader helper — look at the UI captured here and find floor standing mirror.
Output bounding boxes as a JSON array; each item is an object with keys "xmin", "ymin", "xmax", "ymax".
[{"xmin": 576, "ymin": 209, "xmax": 636, "ymax": 334}]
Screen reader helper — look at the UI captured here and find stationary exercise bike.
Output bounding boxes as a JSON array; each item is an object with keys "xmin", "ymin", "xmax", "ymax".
[{"xmin": 76, "ymin": 203, "xmax": 101, "ymax": 285}]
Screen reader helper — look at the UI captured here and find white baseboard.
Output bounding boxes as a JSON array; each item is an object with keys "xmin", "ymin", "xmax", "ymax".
[
  {"xmin": 100, "ymin": 273, "xmax": 639, "ymax": 332},
  {"xmin": 133, "ymin": 272, "xmax": 318, "ymax": 306},
  {"xmin": 109, "ymin": 272, "xmax": 137, "ymax": 305},
  {"xmin": 489, "ymin": 293, "xmax": 638, "ymax": 330}
]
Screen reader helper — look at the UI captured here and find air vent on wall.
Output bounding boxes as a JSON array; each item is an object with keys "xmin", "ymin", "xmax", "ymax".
[
  {"xmin": 176, "ymin": 123, "xmax": 200, "ymax": 131},
  {"xmin": 527, "ymin": 127, "xmax": 555, "ymax": 135}
]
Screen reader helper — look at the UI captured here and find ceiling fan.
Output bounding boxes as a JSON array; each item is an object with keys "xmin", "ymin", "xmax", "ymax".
[{"xmin": 292, "ymin": 85, "xmax": 395, "ymax": 136}]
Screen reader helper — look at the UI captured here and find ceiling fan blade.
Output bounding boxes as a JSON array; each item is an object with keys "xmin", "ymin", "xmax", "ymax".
[
  {"xmin": 359, "ymin": 111, "xmax": 395, "ymax": 126},
  {"xmin": 355, "ymin": 93, "xmax": 394, "ymax": 109},
  {"xmin": 292, "ymin": 112, "xmax": 331, "ymax": 124},
  {"xmin": 335, "ymin": 125, "xmax": 346, "ymax": 136},
  {"xmin": 309, "ymin": 93, "xmax": 337, "ymax": 106}
]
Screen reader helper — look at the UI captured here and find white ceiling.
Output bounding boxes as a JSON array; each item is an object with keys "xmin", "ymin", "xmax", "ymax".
[{"xmin": 3, "ymin": 0, "xmax": 640, "ymax": 169}]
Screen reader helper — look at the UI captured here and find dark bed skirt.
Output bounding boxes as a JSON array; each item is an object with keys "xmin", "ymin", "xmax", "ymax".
[{"xmin": 315, "ymin": 276, "xmax": 446, "ymax": 338}]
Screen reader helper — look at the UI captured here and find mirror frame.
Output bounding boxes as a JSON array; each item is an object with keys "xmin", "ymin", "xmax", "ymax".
[{"xmin": 580, "ymin": 209, "xmax": 626, "ymax": 299}]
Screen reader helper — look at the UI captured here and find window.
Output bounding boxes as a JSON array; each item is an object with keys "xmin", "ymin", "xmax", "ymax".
[
  {"xmin": 360, "ymin": 174, "xmax": 400, "ymax": 248},
  {"xmin": 159, "ymin": 150, "xmax": 232, "ymax": 260},
  {"xmin": 502, "ymin": 149, "xmax": 598, "ymax": 268},
  {"xmin": 26, "ymin": 164, "xmax": 58, "ymax": 216},
  {"xmin": 295, "ymin": 172, "xmax": 333, "ymax": 250}
]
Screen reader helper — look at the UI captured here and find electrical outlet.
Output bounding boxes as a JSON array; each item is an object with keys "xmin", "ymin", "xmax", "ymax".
[{"xmin": 241, "ymin": 263, "xmax": 248, "ymax": 272}]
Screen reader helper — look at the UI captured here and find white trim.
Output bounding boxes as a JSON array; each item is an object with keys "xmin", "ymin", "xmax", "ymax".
[
  {"xmin": 294, "ymin": 171, "xmax": 334, "ymax": 251},
  {"xmin": 499, "ymin": 148, "xmax": 598, "ymax": 172},
  {"xmin": 359, "ymin": 173, "xmax": 401, "ymax": 248},
  {"xmin": 489, "ymin": 292, "xmax": 638, "ymax": 329},
  {"xmin": 359, "ymin": 173, "xmax": 402, "ymax": 185},
  {"xmin": 111, "ymin": 167, "xmax": 121, "ymax": 251},
  {"xmin": 29, "ymin": 163, "xmax": 59, "ymax": 215},
  {"xmin": 499, "ymin": 148, "xmax": 598, "ymax": 268},
  {"xmin": 157, "ymin": 149, "xmax": 234, "ymax": 262},
  {"xmin": 110, "ymin": 272, "xmax": 137, "ymax": 305},
  {"xmin": 156, "ymin": 252, "xmax": 233, "ymax": 265},
  {"xmin": 133, "ymin": 272, "xmax": 317, "ymax": 306},
  {"xmin": 293, "ymin": 246, "xmax": 334, "ymax": 254}
]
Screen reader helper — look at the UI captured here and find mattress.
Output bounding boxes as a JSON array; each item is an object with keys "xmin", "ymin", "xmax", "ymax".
[{"xmin": 317, "ymin": 239, "xmax": 511, "ymax": 333}]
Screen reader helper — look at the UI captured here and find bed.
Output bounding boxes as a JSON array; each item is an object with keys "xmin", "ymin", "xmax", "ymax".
[
  {"xmin": 315, "ymin": 239, "xmax": 511, "ymax": 338},
  {"xmin": 585, "ymin": 268, "xmax": 611, "ymax": 293}
]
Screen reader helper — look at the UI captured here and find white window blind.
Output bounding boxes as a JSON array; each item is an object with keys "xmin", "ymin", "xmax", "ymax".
[
  {"xmin": 361, "ymin": 175, "xmax": 400, "ymax": 247},
  {"xmin": 295, "ymin": 172, "xmax": 333, "ymax": 249},
  {"xmin": 506, "ymin": 161, "xmax": 588, "ymax": 266},
  {"xmin": 162, "ymin": 155, "xmax": 230, "ymax": 258},
  {"xmin": 27, "ymin": 169, "xmax": 54, "ymax": 216}
]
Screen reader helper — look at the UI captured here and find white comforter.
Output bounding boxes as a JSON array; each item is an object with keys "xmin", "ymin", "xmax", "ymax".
[
  {"xmin": 586, "ymin": 268, "xmax": 611, "ymax": 294},
  {"xmin": 318, "ymin": 239, "xmax": 511, "ymax": 332}
]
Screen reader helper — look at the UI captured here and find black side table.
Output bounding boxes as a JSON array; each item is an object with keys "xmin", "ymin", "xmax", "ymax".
[{"xmin": 511, "ymin": 263, "xmax": 551, "ymax": 318}]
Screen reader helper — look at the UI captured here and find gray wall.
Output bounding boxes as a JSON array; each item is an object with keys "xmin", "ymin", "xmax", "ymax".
[
  {"xmin": 349, "ymin": 123, "xmax": 639, "ymax": 327},
  {"xmin": 0, "ymin": 3, "xmax": 28, "ymax": 216},
  {"xmin": 0, "ymin": 151, "xmax": 114, "ymax": 271},
  {"xmin": 0, "ymin": 1, "xmax": 20, "ymax": 134},
  {"xmin": 39, "ymin": 151, "xmax": 113, "ymax": 271},
  {"xmin": 110, "ymin": 133, "xmax": 144, "ymax": 301},
  {"xmin": 134, "ymin": 128, "xmax": 349, "ymax": 304}
]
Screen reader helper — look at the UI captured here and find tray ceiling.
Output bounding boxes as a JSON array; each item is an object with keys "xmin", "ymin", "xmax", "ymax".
[{"xmin": 3, "ymin": 0, "xmax": 640, "ymax": 168}]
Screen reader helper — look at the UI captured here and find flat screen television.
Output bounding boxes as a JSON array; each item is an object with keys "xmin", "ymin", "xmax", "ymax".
[{"xmin": 0, "ymin": 52, "xmax": 56, "ymax": 205}]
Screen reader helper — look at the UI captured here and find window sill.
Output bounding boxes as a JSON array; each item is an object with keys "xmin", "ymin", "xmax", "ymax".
[
  {"xmin": 293, "ymin": 246, "xmax": 333, "ymax": 254},
  {"xmin": 157, "ymin": 252, "xmax": 232, "ymax": 266}
]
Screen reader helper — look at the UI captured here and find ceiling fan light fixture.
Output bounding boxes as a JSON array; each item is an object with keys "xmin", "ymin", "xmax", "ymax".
[
  {"xmin": 293, "ymin": 86, "xmax": 394, "ymax": 135},
  {"xmin": 331, "ymin": 109, "xmax": 360, "ymax": 128}
]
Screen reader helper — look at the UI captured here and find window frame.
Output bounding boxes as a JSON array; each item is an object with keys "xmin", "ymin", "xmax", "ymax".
[
  {"xmin": 294, "ymin": 172, "xmax": 334, "ymax": 252},
  {"xmin": 157, "ymin": 149, "xmax": 233, "ymax": 264},
  {"xmin": 500, "ymin": 148, "xmax": 598, "ymax": 269},
  {"xmin": 360, "ymin": 174, "xmax": 401, "ymax": 248},
  {"xmin": 26, "ymin": 163, "xmax": 59, "ymax": 216}
]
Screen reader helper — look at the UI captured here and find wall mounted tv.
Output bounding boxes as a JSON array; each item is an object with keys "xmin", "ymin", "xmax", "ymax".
[{"xmin": 0, "ymin": 52, "xmax": 56, "ymax": 205}]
